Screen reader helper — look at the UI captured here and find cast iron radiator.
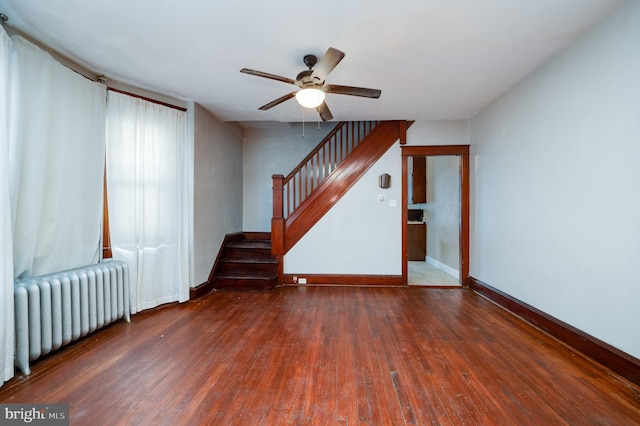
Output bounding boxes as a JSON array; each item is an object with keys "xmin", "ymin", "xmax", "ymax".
[{"xmin": 14, "ymin": 260, "xmax": 130, "ymax": 376}]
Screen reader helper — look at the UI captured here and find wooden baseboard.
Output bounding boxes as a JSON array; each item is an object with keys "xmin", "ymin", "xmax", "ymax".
[
  {"xmin": 190, "ymin": 281, "xmax": 213, "ymax": 299},
  {"xmin": 283, "ymin": 274, "xmax": 404, "ymax": 286},
  {"xmin": 468, "ymin": 277, "xmax": 640, "ymax": 387}
]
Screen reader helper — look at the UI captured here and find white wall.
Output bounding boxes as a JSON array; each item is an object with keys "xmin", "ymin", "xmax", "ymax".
[
  {"xmin": 406, "ymin": 121, "xmax": 468, "ymax": 146},
  {"xmin": 242, "ymin": 123, "xmax": 334, "ymax": 231},
  {"xmin": 193, "ymin": 104, "xmax": 243, "ymax": 285},
  {"xmin": 470, "ymin": 0, "xmax": 640, "ymax": 358},
  {"xmin": 284, "ymin": 142, "xmax": 403, "ymax": 275},
  {"xmin": 425, "ymin": 156, "xmax": 460, "ymax": 273},
  {"xmin": 283, "ymin": 120, "xmax": 467, "ymax": 275}
]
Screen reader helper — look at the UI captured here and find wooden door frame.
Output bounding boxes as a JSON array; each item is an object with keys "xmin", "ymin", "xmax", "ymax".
[{"xmin": 401, "ymin": 145, "xmax": 470, "ymax": 287}]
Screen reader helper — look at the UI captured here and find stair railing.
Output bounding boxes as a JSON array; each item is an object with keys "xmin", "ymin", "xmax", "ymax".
[{"xmin": 273, "ymin": 121, "xmax": 378, "ymax": 220}]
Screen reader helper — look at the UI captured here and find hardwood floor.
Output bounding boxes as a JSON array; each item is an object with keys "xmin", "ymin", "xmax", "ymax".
[{"xmin": 1, "ymin": 286, "xmax": 639, "ymax": 425}]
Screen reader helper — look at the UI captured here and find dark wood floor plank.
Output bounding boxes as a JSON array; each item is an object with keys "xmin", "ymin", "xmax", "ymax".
[
  {"xmin": 1, "ymin": 286, "xmax": 639, "ymax": 425},
  {"xmin": 368, "ymin": 293, "xmax": 436, "ymax": 424},
  {"xmin": 335, "ymin": 289, "xmax": 359, "ymax": 424}
]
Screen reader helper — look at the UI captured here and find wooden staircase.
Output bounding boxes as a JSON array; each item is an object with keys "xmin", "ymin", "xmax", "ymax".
[
  {"xmin": 210, "ymin": 232, "xmax": 278, "ymax": 291},
  {"xmin": 198, "ymin": 120, "xmax": 409, "ymax": 295}
]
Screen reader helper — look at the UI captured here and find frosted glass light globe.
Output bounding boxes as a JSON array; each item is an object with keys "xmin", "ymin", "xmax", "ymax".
[{"xmin": 295, "ymin": 88, "xmax": 325, "ymax": 108}]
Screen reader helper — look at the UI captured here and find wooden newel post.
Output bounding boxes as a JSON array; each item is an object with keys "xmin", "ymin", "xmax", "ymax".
[{"xmin": 271, "ymin": 174, "xmax": 285, "ymax": 284}]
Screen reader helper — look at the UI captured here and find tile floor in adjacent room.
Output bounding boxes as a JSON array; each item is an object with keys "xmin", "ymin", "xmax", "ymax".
[{"xmin": 408, "ymin": 260, "xmax": 460, "ymax": 286}]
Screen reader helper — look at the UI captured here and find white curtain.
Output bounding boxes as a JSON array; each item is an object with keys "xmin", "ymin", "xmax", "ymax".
[
  {"xmin": 106, "ymin": 91, "xmax": 192, "ymax": 314},
  {"xmin": 0, "ymin": 26, "xmax": 15, "ymax": 383},
  {"xmin": 9, "ymin": 36, "xmax": 107, "ymax": 279}
]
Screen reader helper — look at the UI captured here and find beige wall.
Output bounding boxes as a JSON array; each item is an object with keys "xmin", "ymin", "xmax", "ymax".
[
  {"xmin": 193, "ymin": 104, "xmax": 243, "ymax": 285},
  {"xmin": 242, "ymin": 123, "xmax": 334, "ymax": 231}
]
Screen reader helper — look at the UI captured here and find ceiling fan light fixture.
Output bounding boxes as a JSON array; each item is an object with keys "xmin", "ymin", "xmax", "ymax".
[{"xmin": 295, "ymin": 88, "xmax": 325, "ymax": 108}]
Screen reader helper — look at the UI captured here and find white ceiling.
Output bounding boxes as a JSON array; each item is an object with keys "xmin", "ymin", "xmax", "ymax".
[{"xmin": 0, "ymin": 0, "xmax": 624, "ymax": 124}]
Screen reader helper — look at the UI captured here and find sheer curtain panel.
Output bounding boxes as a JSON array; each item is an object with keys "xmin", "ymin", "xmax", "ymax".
[
  {"xmin": 0, "ymin": 26, "xmax": 15, "ymax": 384},
  {"xmin": 9, "ymin": 36, "xmax": 107, "ymax": 279},
  {"xmin": 106, "ymin": 91, "xmax": 191, "ymax": 313}
]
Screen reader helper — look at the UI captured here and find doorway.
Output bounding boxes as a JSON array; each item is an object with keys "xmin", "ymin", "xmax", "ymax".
[{"xmin": 401, "ymin": 146, "xmax": 469, "ymax": 287}]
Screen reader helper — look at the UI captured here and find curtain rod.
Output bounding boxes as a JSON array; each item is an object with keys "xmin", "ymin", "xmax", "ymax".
[{"xmin": 106, "ymin": 87, "xmax": 188, "ymax": 112}]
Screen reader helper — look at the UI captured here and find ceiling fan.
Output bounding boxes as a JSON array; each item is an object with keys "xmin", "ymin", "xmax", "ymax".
[{"xmin": 240, "ymin": 47, "xmax": 381, "ymax": 121}]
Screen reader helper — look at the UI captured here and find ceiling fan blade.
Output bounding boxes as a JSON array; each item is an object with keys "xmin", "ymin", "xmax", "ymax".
[
  {"xmin": 324, "ymin": 84, "xmax": 382, "ymax": 99},
  {"xmin": 316, "ymin": 101, "xmax": 333, "ymax": 122},
  {"xmin": 240, "ymin": 68, "xmax": 297, "ymax": 86},
  {"xmin": 258, "ymin": 92, "xmax": 297, "ymax": 110},
  {"xmin": 311, "ymin": 47, "xmax": 345, "ymax": 84}
]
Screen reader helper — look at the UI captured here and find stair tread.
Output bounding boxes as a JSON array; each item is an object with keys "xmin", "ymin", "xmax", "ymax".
[
  {"xmin": 221, "ymin": 257, "xmax": 277, "ymax": 264},
  {"xmin": 214, "ymin": 273, "xmax": 277, "ymax": 280},
  {"xmin": 227, "ymin": 241, "xmax": 271, "ymax": 249}
]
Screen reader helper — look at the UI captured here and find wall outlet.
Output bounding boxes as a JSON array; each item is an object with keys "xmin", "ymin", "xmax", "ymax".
[
  {"xmin": 298, "ymin": 278, "xmax": 307, "ymax": 284},
  {"xmin": 292, "ymin": 276, "xmax": 298, "ymax": 283}
]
